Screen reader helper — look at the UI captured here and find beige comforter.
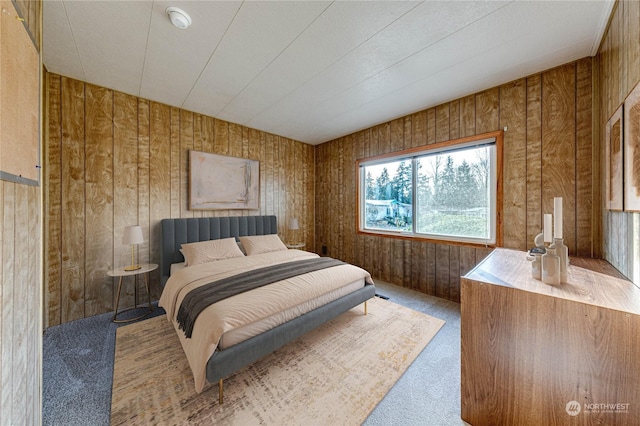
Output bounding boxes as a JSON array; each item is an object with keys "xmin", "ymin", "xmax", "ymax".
[{"xmin": 159, "ymin": 249, "xmax": 373, "ymax": 393}]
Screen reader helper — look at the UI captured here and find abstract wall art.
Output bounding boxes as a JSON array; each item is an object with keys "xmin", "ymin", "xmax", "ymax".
[
  {"xmin": 189, "ymin": 150, "xmax": 259, "ymax": 210},
  {"xmin": 624, "ymin": 81, "xmax": 640, "ymax": 212},
  {"xmin": 605, "ymin": 105, "xmax": 623, "ymax": 211}
]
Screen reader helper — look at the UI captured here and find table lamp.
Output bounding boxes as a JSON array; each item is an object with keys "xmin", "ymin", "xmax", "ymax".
[
  {"xmin": 123, "ymin": 225, "xmax": 144, "ymax": 271},
  {"xmin": 288, "ymin": 218, "xmax": 299, "ymax": 244}
]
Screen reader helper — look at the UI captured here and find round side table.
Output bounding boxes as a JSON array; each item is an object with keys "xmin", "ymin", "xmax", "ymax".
[{"xmin": 107, "ymin": 263, "xmax": 157, "ymax": 323}]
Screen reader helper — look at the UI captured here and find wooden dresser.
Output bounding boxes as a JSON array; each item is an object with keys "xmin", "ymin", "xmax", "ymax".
[{"xmin": 461, "ymin": 248, "xmax": 640, "ymax": 425}]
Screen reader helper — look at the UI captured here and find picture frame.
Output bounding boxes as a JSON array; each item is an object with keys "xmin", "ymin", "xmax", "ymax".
[
  {"xmin": 189, "ymin": 150, "xmax": 259, "ymax": 210},
  {"xmin": 624, "ymin": 80, "xmax": 640, "ymax": 212},
  {"xmin": 605, "ymin": 105, "xmax": 623, "ymax": 211}
]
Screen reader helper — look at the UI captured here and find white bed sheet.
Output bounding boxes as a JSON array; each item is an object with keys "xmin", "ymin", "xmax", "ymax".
[
  {"xmin": 219, "ymin": 279, "xmax": 363, "ymax": 348},
  {"xmin": 170, "ymin": 260, "xmax": 363, "ymax": 348},
  {"xmin": 159, "ymin": 249, "xmax": 373, "ymax": 392}
]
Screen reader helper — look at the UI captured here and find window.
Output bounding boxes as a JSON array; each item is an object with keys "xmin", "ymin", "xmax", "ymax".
[{"xmin": 357, "ymin": 131, "xmax": 502, "ymax": 246}]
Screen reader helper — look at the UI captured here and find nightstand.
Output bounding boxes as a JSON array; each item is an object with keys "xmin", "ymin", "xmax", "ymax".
[
  {"xmin": 286, "ymin": 243, "xmax": 305, "ymax": 249},
  {"xmin": 107, "ymin": 263, "xmax": 157, "ymax": 323}
]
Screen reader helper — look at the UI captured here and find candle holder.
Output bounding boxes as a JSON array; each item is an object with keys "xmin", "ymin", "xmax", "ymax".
[
  {"xmin": 531, "ymin": 253, "xmax": 543, "ymax": 280},
  {"xmin": 527, "ymin": 232, "xmax": 546, "ymax": 280},
  {"xmin": 550, "ymin": 237, "xmax": 568, "ymax": 283},
  {"xmin": 542, "ymin": 247, "xmax": 560, "ymax": 285}
]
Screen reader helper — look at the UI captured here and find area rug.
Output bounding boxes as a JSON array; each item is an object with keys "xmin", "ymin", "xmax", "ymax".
[{"xmin": 111, "ymin": 296, "xmax": 445, "ymax": 425}]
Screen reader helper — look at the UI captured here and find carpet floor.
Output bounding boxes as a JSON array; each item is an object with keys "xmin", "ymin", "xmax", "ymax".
[
  {"xmin": 111, "ymin": 297, "xmax": 444, "ymax": 425},
  {"xmin": 43, "ymin": 281, "xmax": 464, "ymax": 425}
]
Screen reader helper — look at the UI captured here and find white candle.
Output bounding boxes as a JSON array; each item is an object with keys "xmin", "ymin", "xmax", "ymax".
[
  {"xmin": 544, "ymin": 214, "xmax": 552, "ymax": 243},
  {"xmin": 554, "ymin": 197, "xmax": 563, "ymax": 239}
]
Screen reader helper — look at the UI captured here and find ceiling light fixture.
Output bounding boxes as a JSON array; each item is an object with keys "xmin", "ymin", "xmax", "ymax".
[{"xmin": 166, "ymin": 7, "xmax": 191, "ymax": 29}]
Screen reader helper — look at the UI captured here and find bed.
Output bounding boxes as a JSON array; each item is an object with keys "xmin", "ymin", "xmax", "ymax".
[{"xmin": 159, "ymin": 215, "xmax": 375, "ymax": 402}]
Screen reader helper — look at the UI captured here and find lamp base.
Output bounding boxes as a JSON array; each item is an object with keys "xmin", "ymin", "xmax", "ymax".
[{"xmin": 124, "ymin": 264, "xmax": 142, "ymax": 271}]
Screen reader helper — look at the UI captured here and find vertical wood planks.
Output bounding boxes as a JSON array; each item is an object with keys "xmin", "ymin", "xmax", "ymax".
[
  {"xmin": 113, "ymin": 91, "xmax": 138, "ymax": 309},
  {"xmin": 149, "ymin": 102, "xmax": 171, "ymax": 298},
  {"xmin": 460, "ymin": 95, "xmax": 476, "ymax": 137},
  {"xmin": 1, "ymin": 181, "xmax": 15, "ymax": 424},
  {"xmin": 390, "ymin": 119, "xmax": 404, "ymax": 153},
  {"xmin": 427, "ymin": 108, "xmax": 436, "ymax": 144},
  {"xmin": 435, "ymin": 104, "xmax": 450, "ymax": 143},
  {"xmin": 315, "ymin": 59, "xmax": 598, "ymax": 303},
  {"xmin": 526, "ymin": 75, "xmax": 543, "ymax": 248},
  {"xmin": 609, "ymin": 5, "xmax": 621, "ymax": 107},
  {"xmin": 476, "ymin": 88, "xmax": 499, "ymax": 133},
  {"xmin": 542, "ymin": 64, "xmax": 576, "ymax": 253},
  {"xmin": 170, "ymin": 107, "xmax": 181, "ymax": 218},
  {"xmin": 13, "ymin": 181, "xmax": 28, "ymax": 422},
  {"xmin": 26, "ymin": 184, "xmax": 39, "ymax": 426},
  {"xmin": 84, "ymin": 84, "xmax": 113, "ymax": 317},
  {"xmin": 0, "ymin": 12, "xmax": 45, "ymax": 400},
  {"xmin": 576, "ymin": 59, "xmax": 594, "ymax": 257},
  {"xmin": 599, "ymin": 0, "xmax": 640, "ymax": 282},
  {"xmin": 265, "ymin": 134, "xmax": 274, "ymax": 216},
  {"xmin": 45, "ymin": 72, "xmax": 316, "ymax": 323},
  {"xmin": 192, "ymin": 114, "xmax": 203, "ymax": 220},
  {"xmin": 435, "ymin": 244, "xmax": 450, "ymax": 300},
  {"xmin": 626, "ymin": 0, "xmax": 640, "ymax": 94},
  {"xmin": 0, "ymin": 185, "xmax": 41, "ymax": 426},
  {"xmin": 500, "ymin": 79, "xmax": 527, "ymax": 250},
  {"xmin": 342, "ymin": 136, "xmax": 353, "ymax": 263},
  {"xmin": 178, "ymin": 110, "xmax": 192, "ymax": 219},
  {"xmin": 60, "ymin": 77, "xmax": 85, "ymax": 322},
  {"xmin": 258, "ymin": 130, "xmax": 267, "ymax": 216},
  {"xmin": 411, "ymin": 110, "xmax": 427, "ymax": 148},
  {"xmin": 449, "ymin": 245, "xmax": 460, "ymax": 302},
  {"xmin": 45, "ymin": 73, "xmax": 62, "ymax": 327},
  {"xmin": 12, "ymin": 0, "xmax": 39, "ymax": 51},
  {"xmin": 450, "ymin": 100, "xmax": 460, "ymax": 140}
]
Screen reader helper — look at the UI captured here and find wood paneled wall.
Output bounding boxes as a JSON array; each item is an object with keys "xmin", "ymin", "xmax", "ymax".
[
  {"xmin": 12, "ymin": 0, "xmax": 40, "ymax": 50},
  {"xmin": 0, "ymin": 182, "xmax": 40, "ymax": 426},
  {"xmin": 316, "ymin": 58, "xmax": 597, "ymax": 302},
  {"xmin": 44, "ymin": 73, "xmax": 315, "ymax": 327},
  {"xmin": 599, "ymin": 0, "xmax": 640, "ymax": 286},
  {"xmin": 1, "ymin": 1, "xmax": 42, "ymax": 425}
]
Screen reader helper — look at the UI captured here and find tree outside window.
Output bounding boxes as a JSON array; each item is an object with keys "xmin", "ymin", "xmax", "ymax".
[{"xmin": 358, "ymin": 132, "xmax": 500, "ymax": 245}]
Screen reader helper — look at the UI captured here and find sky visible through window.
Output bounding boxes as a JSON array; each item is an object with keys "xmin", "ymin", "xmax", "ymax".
[
  {"xmin": 361, "ymin": 144, "xmax": 494, "ymax": 243},
  {"xmin": 365, "ymin": 149, "xmax": 486, "ymax": 187}
]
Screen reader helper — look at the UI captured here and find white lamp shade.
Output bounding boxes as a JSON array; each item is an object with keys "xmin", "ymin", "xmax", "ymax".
[
  {"xmin": 122, "ymin": 225, "xmax": 144, "ymax": 245},
  {"xmin": 288, "ymin": 218, "xmax": 299, "ymax": 230}
]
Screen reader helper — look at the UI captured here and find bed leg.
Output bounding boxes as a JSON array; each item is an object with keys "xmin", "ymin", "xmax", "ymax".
[
  {"xmin": 364, "ymin": 300, "xmax": 368, "ymax": 315},
  {"xmin": 219, "ymin": 379, "xmax": 224, "ymax": 404}
]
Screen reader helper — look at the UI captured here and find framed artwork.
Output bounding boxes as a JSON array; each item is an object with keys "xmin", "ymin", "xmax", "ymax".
[
  {"xmin": 189, "ymin": 150, "xmax": 259, "ymax": 210},
  {"xmin": 624, "ymin": 81, "xmax": 640, "ymax": 211},
  {"xmin": 605, "ymin": 105, "xmax": 623, "ymax": 211}
]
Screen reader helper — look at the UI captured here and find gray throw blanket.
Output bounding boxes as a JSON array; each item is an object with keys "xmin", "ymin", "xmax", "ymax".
[{"xmin": 176, "ymin": 257, "xmax": 346, "ymax": 338}]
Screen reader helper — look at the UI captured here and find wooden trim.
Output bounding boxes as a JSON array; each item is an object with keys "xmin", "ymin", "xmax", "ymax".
[{"xmin": 355, "ymin": 130, "xmax": 504, "ymax": 248}]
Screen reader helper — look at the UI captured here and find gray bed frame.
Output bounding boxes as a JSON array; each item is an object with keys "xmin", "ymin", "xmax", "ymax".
[{"xmin": 160, "ymin": 215, "xmax": 375, "ymax": 402}]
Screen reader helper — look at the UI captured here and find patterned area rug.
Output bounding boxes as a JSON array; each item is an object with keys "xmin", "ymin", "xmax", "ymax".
[{"xmin": 111, "ymin": 296, "xmax": 445, "ymax": 425}]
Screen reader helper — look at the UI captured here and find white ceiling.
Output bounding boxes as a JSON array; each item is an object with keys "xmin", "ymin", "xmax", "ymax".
[{"xmin": 43, "ymin": 0, "xmax": 614, "ymax": 145}]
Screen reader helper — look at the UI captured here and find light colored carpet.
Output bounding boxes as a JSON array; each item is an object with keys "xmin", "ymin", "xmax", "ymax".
[{"xmin": 111, "ymin": 296, "xmax": 445, "ymax": 425}]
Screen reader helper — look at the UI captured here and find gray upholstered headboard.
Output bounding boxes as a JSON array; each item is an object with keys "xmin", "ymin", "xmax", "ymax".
[{"xmin": 160, "ymin": 215, "xmax": 278, "ymax": 287}]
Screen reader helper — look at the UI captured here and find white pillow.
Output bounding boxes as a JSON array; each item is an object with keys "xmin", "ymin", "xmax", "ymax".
[
  {"xmin": 237, "ymin": 241, "xmax": 246, "ymax": 255},
  {"xmin": 239, "ymin": 234, "xmax": 288, "ymax": 256},
  {"xmin": 181, "ymin": 238, "xmax": 245, "ymax": 266}
]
